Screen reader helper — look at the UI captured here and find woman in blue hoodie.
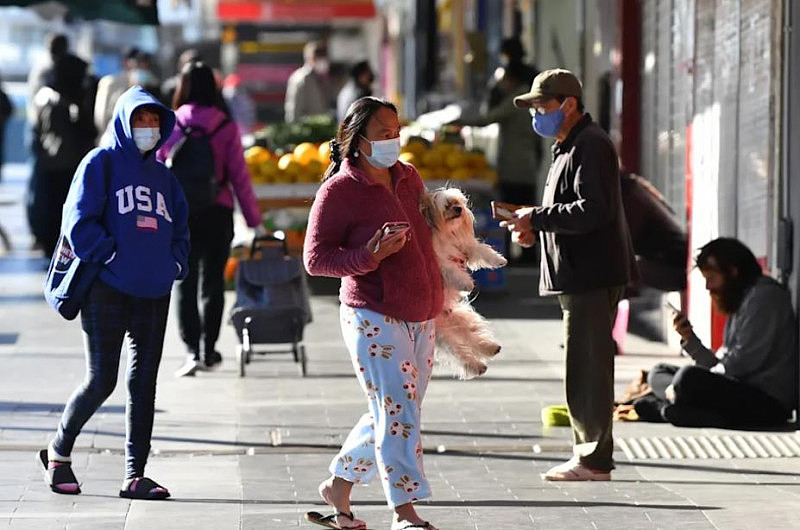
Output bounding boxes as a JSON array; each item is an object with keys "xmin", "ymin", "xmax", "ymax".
[{"xmin": 38, "ymin": 86, "xmax": 190, "ymax": 500}]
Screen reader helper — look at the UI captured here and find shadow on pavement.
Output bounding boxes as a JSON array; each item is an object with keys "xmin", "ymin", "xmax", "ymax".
[
  {"xmin": 440, "ymin": 450, "xmax": 800, "ymax": 477},
  {"xmin": 0, "ymin": 294, "xmax": 46, "ymax": 304},
  {"xmin": 0, "ymin": 402, "xmax": 129, "ymax": 413},
  {"xmin": 0, "ymin": 424, "xmax": 343, "ymax": 450},
  {"xmin": 159, "ymin": 497, "xmax": 720, "ymax": 511},
  {"xmin": 611, "ymin": 479, "xmax": 800, "ymax": 487},
  {"xmin": 423, "ymin": 429, "xmax": 540, "ymax": 440},
  {"xmin": 0, "ymin": 255, "xmax": 47, "ymax": 274}
]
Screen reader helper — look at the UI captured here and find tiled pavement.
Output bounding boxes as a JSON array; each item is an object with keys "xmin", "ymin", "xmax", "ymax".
[{"xmin": 0, "ymin": 164, "xmax": 799, "ymax": 529}]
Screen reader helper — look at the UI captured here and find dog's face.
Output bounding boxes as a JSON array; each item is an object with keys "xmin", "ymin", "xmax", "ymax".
[{"xmin": 421, "ymin": 187, "xmax": 475, "ymax": 234}]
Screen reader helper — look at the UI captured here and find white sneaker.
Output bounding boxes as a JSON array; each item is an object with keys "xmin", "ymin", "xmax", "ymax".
[
  {"xmin": 174, "ymin": 355, "xmax": 200, "ymax": 377},
  {"xmin": 541, "ymin": 456, "xmax": 611, "ymax": 481}
]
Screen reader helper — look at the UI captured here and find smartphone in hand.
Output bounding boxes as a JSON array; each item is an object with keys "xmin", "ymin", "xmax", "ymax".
[
  {"xmin": 664, "ymin": 301, "xmax": 681, "ymax": 315},
  {"xmin": 381, "ymin": 221, "xmax": 410, "ymax": 238},
  {"xmin": 491, "ymin": 201, "xmax": 522, "ymax": 221}
]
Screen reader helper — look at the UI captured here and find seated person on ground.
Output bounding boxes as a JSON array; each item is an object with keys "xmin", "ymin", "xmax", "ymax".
[{"xmin": 635, "ymin": 237, "xmax": 797, "ymax": 428}]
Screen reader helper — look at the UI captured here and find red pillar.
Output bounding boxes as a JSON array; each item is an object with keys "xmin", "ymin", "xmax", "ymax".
[{"xmin": 619, "ymin": 0, "xmax": 642, "ymax": 173}]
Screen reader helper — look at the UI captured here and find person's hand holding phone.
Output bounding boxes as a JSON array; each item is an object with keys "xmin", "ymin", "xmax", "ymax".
[
  {"xmin": 512, "ymin": 230, "xmax": 537, "ymax": 248},
  {"xmin": 665, "ymin": 301, "xmax": 694, "ymax": 341},
  {"xmin": 493, "ymin": 201, "xmax": 535, "ymax": 245},
  {"xmin": 491, "ymin": 201, "xmax": 518, "ymax": 222},
  {"xmin": 367, "ymin": 222, "xmax": 409, "ymax": 261}
]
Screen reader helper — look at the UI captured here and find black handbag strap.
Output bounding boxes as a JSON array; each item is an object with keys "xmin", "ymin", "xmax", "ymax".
[
  {"xmin": 99, "ymin": 149, "xmax": 112, "ymax": 208},
  {"xmin": 58, "ymin": 149, "xmax": 112, "ymax": 245}
]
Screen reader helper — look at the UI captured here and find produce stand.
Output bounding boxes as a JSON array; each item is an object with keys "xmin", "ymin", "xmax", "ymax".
[
  {"xmin": 254, "ymin": 179, "xmax": 494, "ymax": 209},
  {"xmin": 252, "ymin": 178, "xmax": 497, "ymax": 258},
  {"xmin": 243, "ymin": 114, "xmax": 504, "ymax": 288}
]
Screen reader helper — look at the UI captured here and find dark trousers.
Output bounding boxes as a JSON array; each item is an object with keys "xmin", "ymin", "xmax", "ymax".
[
  {"xmin": 27, "ymin": 161, "xmax": 73, "ymax": 255},
  {"xmin": 41, "ymin": 168, "xmax": 74, "ymax": 257},
  {"xmin": 648, "ymin": 363, "xmax": 790, "ymax": 427},
  {"xmin": 177, "ymin": 205, "xmax": 234, "ymax": 361},
  {"xmin": 558, "ymin": 286, "xmax": 624, "ymax": 472},
  {"xmin": 53, "ymin": 281, "xmax": 170, "ymax": 478}
]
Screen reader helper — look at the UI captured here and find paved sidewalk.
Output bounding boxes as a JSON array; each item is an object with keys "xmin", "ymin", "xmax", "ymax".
[{"xmin": 0, "ymin": 164, "xmax": 799, "ymax": 529}]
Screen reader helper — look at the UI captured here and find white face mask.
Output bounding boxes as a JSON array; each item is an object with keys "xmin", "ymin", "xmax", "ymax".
[
  {"xmin": 132, "ymin": 127, "xmax": 160, "ymax": 152},
  {"xmin": 131, "ymin": 68, "xmax": 156, "ymax": 86},
  {"xmin": 314, "ymin": 58, "xmax": 330, "ymax": 75},
  {"xmin": 360, "ymin": 135, "xmax": 401, "ymax": 169}
]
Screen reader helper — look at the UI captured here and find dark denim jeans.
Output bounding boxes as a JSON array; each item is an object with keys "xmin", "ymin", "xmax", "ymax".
[
  {"xmin": 177, "ymin": 204, "xmax": 233, "ymax": 362},
  {"xmin": 52, "ymin": 280, "xmax": 170, "ymax": 479}
]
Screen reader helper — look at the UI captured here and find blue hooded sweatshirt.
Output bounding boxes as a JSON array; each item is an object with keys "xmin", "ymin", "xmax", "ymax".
[{"xmin": 61, "ymin": 86, "xmax": 190, "ymax": 299}]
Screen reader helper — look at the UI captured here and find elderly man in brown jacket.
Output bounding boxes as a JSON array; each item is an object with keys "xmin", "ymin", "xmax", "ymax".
[{"xmin": 503, "ymin": 69, "xmax": 636, "ymax": 481}]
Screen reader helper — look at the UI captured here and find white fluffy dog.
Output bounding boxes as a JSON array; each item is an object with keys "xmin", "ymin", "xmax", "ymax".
[{"xmin": 420, "ymin": 187, "xmax": 507, "ymax": 379}]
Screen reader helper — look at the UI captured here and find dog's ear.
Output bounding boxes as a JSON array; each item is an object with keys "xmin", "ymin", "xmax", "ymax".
[{"xmin": 419, "ymin": 191, "xmax": 437, "ymax": 228}]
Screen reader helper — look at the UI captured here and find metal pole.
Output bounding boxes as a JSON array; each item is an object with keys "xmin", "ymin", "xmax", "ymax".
[
  {"xmin": 485, "ymin": 0, "xmax": 504, "ymax": 76},
  {"xmin": 779, "ymin": 0, "xmax": 800, "ymax": 429},
  {"xmin": 780, "ymin": 0, "xmax": 793, "ymax": 285},
  {"xmin": 403, "ymin": 1, "xmax": 418, "ymax": 119}
]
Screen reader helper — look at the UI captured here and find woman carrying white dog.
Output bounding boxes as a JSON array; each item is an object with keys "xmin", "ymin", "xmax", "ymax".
[{"xmin": 303, "ymin": 97, "xmax": 443, "ymax": 530}]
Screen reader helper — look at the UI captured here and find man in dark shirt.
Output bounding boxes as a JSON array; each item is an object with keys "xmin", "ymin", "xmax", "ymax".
[{"xmin": 503, "ymin": 69, "xmax": 636, "ymax": 481}]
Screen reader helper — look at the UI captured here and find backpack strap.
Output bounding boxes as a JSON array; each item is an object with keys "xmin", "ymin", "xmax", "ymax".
[
  {"xmin": 169, "ymin": 117, "xmax": 233, "ymax": 183},
  {"xmin": 209, "ymin": 118, "xmax": 232, "ymax": 186},
  {"xmin": 175, "ymin": 117, "xmax": 231, "ymax": 138},
  {"xmin": 97, "ymin": 148, "xmax": 112, "ymax": 211},
  {"xmin": 209, "ymin": 117, "xmax": 231, "ymax": 137}
]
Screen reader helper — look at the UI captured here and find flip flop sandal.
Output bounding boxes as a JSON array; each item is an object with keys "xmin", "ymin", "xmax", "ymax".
[
  {"xmin": 305, "ymin": 510, "xmax": 368, "ymax": 529},
  {"xmin": 392, "ymin": 523, "xmax": 438, "ymax": 530},
  {"xmin": 37, "ymin": 449, "xmax": 81, "ymax": 495},
  {"xmin": 119, "ymin": 477, "xmax": 171, "ymax": 500}
]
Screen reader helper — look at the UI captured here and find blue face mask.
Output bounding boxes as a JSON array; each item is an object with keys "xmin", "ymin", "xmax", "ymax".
[{"xmin": 531, "ymin": 103, "xmax": 566, "ymax": 138}]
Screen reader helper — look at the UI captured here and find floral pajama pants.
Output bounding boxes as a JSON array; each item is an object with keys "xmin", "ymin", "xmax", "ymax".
[{"xmin": 331, "ymin": 305, "xmax": 436, "ymax": 508}]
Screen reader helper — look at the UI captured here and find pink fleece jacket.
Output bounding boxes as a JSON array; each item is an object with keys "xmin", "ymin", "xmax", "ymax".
[
  {"xmin": 156, "ymin": 103, "xmax": 262, "ymax": 227},
  {"xmin": 303, "ymin": 159, "xmax": 443, "ymax": 322}
]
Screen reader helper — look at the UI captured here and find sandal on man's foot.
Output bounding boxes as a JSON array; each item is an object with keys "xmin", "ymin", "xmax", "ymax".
[
  {"xmin": 37, "ymin": 449, "xmax": 81, "ymax": 495},
  {"xmin": 305, "ymin": 510, "xmax": 367, "ymax": 529},
  {"xmin": 391, "ymin": 522, "xmax": 439, "ymax": 530},
  {"xmin": 119, "ymin": 477, "xmax": 170, "ymax": 500}
]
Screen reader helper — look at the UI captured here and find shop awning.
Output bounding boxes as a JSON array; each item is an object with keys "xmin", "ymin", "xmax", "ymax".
[
  {"xmin": 217, "ymin": 0, "xmax": 376, "ymax": 22},
  {"xmin": 0, "ymin": 0, "xmax": 159, "ymax": 25}
]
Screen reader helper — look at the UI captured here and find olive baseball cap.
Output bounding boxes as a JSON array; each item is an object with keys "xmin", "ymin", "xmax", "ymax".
[{"xmin": 513, "ymin": 68, "xmax": 583, "ymax": 108}]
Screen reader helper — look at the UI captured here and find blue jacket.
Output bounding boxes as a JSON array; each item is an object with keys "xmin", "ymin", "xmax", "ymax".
[{"xmin": 61, "ymin": 85, "xmax": 190, "ymax": 298}]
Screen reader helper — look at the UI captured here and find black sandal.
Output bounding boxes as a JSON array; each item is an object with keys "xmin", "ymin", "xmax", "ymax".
[
  {"xmin": 37, "ymin": 449, "xmax": 81, "ymax": 495},
  {"xmin": 118, "ymin": 477, "xmax": 171, "ymax": 500},
  {"xmin": 305, "ymin": 510, "xmax": 367, "ymax": 529}
]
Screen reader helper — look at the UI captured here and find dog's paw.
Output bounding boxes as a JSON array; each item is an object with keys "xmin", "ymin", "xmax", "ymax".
[
  {"xmin": 489, "ymin": 255, "xmax": 508, "ymax": 268},
  {"xmin": 463, "ymin": 362, "xmax": 488, "ymax": 379},
  {"xmin": 457, "ymin": 278, "xmax": 475, "ymax": 292}
]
